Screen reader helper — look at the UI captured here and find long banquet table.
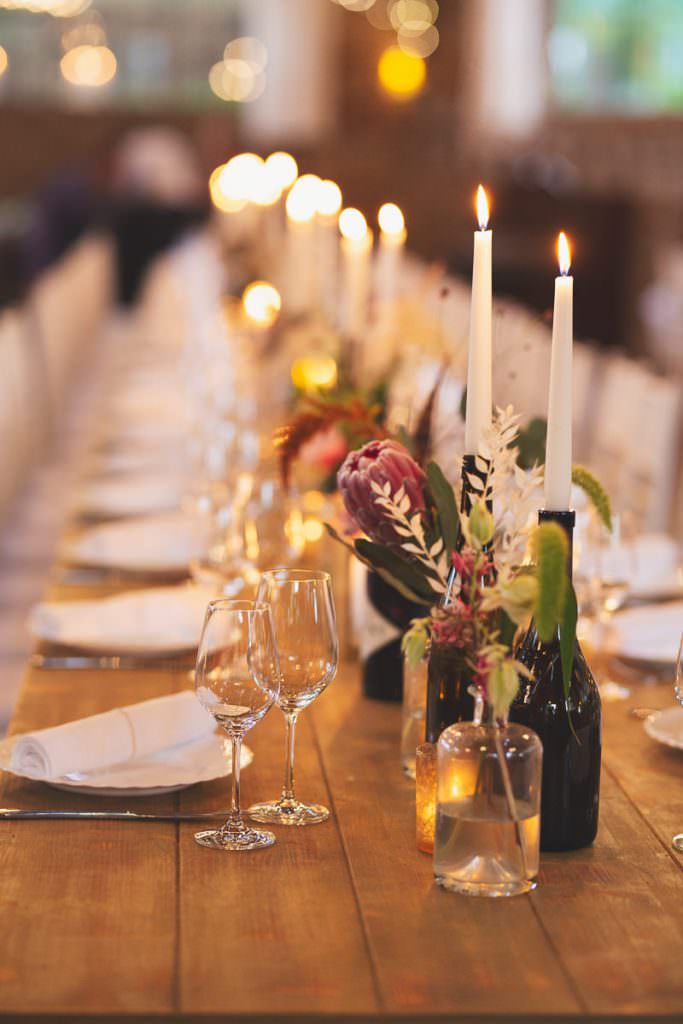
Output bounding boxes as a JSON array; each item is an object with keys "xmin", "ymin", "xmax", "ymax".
[{"xmin": 1, "ymin": 566, "xmax": 683, "ymax": 1023}]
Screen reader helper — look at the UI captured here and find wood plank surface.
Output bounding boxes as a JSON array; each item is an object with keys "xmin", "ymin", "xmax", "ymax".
[{"xmin": 0, "ymin": 590, "xmax": 682, "ymax": 1019}]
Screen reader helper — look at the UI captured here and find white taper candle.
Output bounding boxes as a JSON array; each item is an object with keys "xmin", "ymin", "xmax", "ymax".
[
  {"xmin": 544, "ymin": 231, "xmax": 573, "ymax": 510},
  {"xmin": 464, "ymin": 185, "xmax": 493, "ymax": 455}
]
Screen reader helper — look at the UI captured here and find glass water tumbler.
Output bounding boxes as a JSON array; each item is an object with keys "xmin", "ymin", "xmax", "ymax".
[
  {"xmin": 401, "ymin": 651, "xmax": 428, "ymax": 779},
  {"xmin": 433, "ymin": 720, "xmax": 542, "ymax": 897}
]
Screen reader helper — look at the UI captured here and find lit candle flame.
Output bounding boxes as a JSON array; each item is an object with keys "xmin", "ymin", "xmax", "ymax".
[
  {"xmin": 339, "ymin": 207, "xmax": 368, "ymax": 242},
  {"xmin": 317, "ymin": 180, "xmax": 343, "ymax": 218},
  {"xmin": 242, "ymin": 281, "xmax": 281, "ymax": 327},
  {"xmin": 378, "ymin": 202, "xmax": 405, "ymax": 236},
  {"xmin": 476, "ymin": 185, "xmax": 489, "ymax": 231},
  {"xmin": 558, "ymin": 231, "xmax": 571, "ymax": 275}
]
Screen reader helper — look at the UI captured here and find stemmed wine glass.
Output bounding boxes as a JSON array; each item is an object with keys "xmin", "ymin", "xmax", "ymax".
[
  {"xmin": 673, "ymin": 634, "xmax": 683, "ymax": 854},
  {"xmin": 248, "ymin": 568, "xmax": 338, "ymax": 826},
  {"xmin": 194, "ymin": 598, "xmax": 281, "ymax": 851}
]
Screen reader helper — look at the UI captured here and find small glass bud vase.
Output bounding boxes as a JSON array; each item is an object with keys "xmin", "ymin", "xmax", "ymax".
[
  {"xmin": 433, "ymin": 715, "xmax": 543, "ymax": 898},
  {"xmin": 401, "ymin": 648, "xmax": 428, "ymax": 779}
]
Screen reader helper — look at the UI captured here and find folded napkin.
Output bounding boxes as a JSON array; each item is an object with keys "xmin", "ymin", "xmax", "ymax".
[{"xmin": 11, "ymin": 691, "xmax": 215, "ymax": 781}]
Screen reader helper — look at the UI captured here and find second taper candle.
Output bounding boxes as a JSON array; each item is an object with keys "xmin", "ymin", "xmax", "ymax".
[
  {"xmin": 544, "ymin": 231, "xmax": 573, "ymax": 510},
  {"xmin": 464, "ymin": 185, "xmax": 493, "ymax": 455}
]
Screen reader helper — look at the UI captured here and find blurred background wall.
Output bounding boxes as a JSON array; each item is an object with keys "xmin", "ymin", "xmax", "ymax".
[{"xmin": 0, "ymin": 0, "xmax": 680, "ymax": 362}]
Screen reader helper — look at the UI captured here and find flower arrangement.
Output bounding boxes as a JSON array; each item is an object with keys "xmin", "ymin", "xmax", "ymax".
[{"xmin": 333, "ymin": 405, "xmax": 610, "ymax": 718}]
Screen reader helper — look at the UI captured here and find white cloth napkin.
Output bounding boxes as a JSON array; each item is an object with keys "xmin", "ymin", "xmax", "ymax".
[{"xmin": 11, "ymin": 691, "xmax": 216, "ymax": 781}]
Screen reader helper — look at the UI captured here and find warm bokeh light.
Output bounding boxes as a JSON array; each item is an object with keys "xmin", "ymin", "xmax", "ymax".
[
  {"xmin": 1, "ymin": 0, "xmax": 91, "ymax": 14},
  {"xmin": 398, "ymin": 24, "xmax": 439, "ymax": 58},
  {"xmin": 339, "ymin": 207, "xmax": 368, "ymax": 242},
  {"xmin": 286, "ymin": 176, "xmax": 319, "ymax": 223},
  {"xmin": 377, "ymin": 44, "xmax": 426, "ymax": 99},
  {"xmin": 242, "ymin": 281, "xmax": 282, "ymax": 327},
  {"xmin": 389, "ymin": 0, "xmax": 439, "ymax": 35},
  {"xmin": 264, "ymin": 152, "xmax": 298, "ymax": 191},
  {"xmin": 476, "ymin": 185, "xmax": 489, "ymax": 230},
  {"xmin": 218, "ymin": 153, "xmax": 263, "ymax": 205},
  {"xmin": 0, "ymin": 46, "xmax": 8, "ymax": 77},
  {"xmin": 317, "ymin": 180, "xmax": 343, "ymax": 218},
  {"xmin": 209, "ymin": 57, "xmax": 265, "ymax": 103},
  {"xmin": 378, "ymin": 202, "xmax": 405, "ymax": 236},
  {"xmin": 209, "ymin": 163, "xmax": 247, "ymax": 213},
  {"xmin": 291, "ymin": 354, "xmax": 338, "ymax": 392},
  {"xmin": 303, "ymin": 517, "xmax": 324, "ymax": 543},
  {"xmin": 60, "ymin": 44, "xmax": 116, "ymax": 87},
  {"xmin": 250, "ymin": 162, "xmax": 282, "ymax": 206},
  {"xmin": 224, "ymin": 36, "xmax": 268, "ymax": 71},
  {"xmin": 558, "ymin": 231, "xmax": 571, "ymax": 275}
]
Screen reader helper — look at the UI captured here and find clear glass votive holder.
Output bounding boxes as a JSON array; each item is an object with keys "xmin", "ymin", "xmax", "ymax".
[
  {"xmin": 433, "ymin": 720, "xmax": 542, "ymax": 897},
  {"xmin": 415, "ymin": 742, "xmax": 436, "ymax": 854},
  {"xmin": 401, "ymin": 651, "xmax": 428, "ymax": 779}
]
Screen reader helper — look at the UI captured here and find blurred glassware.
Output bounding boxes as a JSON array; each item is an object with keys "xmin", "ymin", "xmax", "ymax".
[
  {"xmin": 401, "ymin": 648, "xmax": 428, "ymax": 779},
  {"xmin": 193, "ymin": 598, "xmax": 280, "ymax": 851},
  {"xmin": 249, "ymin": 569, "xmax": 338, "ymax": 826}
]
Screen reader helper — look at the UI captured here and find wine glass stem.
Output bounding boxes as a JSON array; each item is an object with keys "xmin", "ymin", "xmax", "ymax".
[
  {"xmin": 282, "ymin": 711, "xmax": 298, "ymax": 804},
  {"xmin": 229, "ymin": 735, "xmax": 243, "ymax": 828}
]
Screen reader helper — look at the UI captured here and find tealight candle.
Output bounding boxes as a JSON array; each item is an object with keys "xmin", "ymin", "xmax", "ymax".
[
  {"xmin": 415, "ymin": 742, "xmax": 437, "ymax": 854},
  {"xmin": 544, "ymin": 232, "xmax": 573, "ymax": 510},
  {"xmin": 464, "ymin": 185, "xmax": 493, "ymax": 456}
]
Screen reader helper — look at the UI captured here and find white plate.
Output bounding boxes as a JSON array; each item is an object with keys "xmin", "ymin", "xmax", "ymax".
[
  {"xmin": 0, "ymin": 732, "xmax": 251, "ymax": 796},
  {"xmin": 30, "ymin": 585, "xmax": 212, "ymax": 654},
  {"xmin": 75, "ymin": 476, "xmax": 186, "ymax": 517},
  {"xmin": 602, "ymin": 601, "xmax": 683, "ymax": 666},
  {"xmin": 644, "ymin": 706, "xmax": 683, "ymax": 751},
  {"xmin": 62, "ymin": 514, "xmax": 203, "ymax": 573}
]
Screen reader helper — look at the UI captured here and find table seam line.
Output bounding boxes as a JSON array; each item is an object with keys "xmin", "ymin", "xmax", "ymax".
[
  {"xmin": 526, "ymin": 894, "xmax": 589, "ymax": 1015},
  {"xmin": 309, "ymin": 706, "xmax": 385, "ymax": 1015},
  {"xmin": 603, "ymin": 759, "xmax": 683, "ymax": 874}
]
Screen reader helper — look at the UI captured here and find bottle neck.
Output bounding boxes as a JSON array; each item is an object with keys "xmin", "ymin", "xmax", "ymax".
[{"xmin": 538, "ymin": 508, "xmax": 575, "ymax": 582}]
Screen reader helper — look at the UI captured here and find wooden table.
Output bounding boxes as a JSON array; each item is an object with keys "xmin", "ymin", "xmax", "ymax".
[{"xmin": 1, "ymin": 593, "xmax": 682, "ymax": 1022}]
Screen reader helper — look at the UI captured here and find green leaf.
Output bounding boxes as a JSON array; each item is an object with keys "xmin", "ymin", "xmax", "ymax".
[
  {"xmin": 559, "ymin": 580, "xmax": 577, "ymax": 705},
  {"xmin": 515, "ymin": 416, "xmax": 547, "ymax": 470},
  {"xmin": 498, "ymin": 609, "xmax": 517, "ymax": 648},
  {"xmin": 572, "ymin": 465, "xmax": 612, "ymax": 533},
  {"xmin": 531, "ymin": 522, "xmax": 568, "ymax": 643},
  {"xmin": 426, "ymin": 461, "xmax": 460, "ymax": 556},
  {"xmin": 354, "ymin": 538, "xmax": 434, "ymax": 605}
]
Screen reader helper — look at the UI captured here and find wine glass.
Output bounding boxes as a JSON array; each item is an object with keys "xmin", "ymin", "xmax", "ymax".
[
  {"xmin": 673, "ymin": 634, "xmax": 683, "ymax": 854},
  {"xmin": 248, "ymin": 568, "xmax": 338, "ymax": 826},
  {"xmin": 194, "ymin": 598, "xmax": 281, "ymax": 851}
]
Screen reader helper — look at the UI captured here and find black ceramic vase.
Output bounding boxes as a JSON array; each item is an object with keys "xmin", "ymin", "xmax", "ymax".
[{"xmin": 361, "ymin": 570, "xmax": 421, "ymax": 702}]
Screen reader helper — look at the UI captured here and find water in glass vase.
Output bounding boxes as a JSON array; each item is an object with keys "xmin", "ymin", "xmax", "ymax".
[{"xmin": 434, "ymin": 796, "xmax": 540, "ymax": 897}]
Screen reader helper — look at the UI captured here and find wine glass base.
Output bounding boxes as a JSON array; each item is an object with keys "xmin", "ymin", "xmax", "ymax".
[
  {"xmin": 194, "ymin": 826, "xmax": 276, "ymax": 851},
  {"xmin": 247, "ymin": 799, "xmax": 330, "ymax": 826}
]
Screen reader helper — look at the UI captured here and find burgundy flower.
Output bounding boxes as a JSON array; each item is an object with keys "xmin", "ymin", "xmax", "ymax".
[{"xmin": 337, "ymin": 439, "xmax": 427, "ymax": 546}]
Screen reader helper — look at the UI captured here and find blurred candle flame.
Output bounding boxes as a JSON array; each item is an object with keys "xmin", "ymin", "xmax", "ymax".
[
  {"xmin": 339, "ymin": 207, "xmax": 368, "ymax": 242},
  {"xmin": 378, "ymin": 202, "xmax": 405, "ymax": 236},
  {"xmin": 476, "ymin": 185, "xmax": 489, "ymax": 231},
  {"xmin": 558, "ymin": 231, "xmax": 571, "ymax": 275},
  {"xmin": 242, "ymin": 281, "xmax": 281, "ymax": 327}
]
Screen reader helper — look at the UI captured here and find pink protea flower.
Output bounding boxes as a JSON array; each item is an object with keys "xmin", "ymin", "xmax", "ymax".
[{"xmin": 337, "ymin": 439, "xmax": 427, "ymax": 546}]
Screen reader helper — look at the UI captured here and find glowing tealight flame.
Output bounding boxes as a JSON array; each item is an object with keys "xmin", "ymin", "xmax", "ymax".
[
  {"xmin": 558, "ymin": 231, "xmax": 571, "ymax": 275},
  {"xmin": 378, "ymin": 202, "xmax": 405, "ymax": 236},
  {"xmin": 291, "ymin": 354, "xmax": 338, "ymax": 392},
  {"xmin": 264, "ymin": 151, "xmax": 298, "ymax": 191},
  {"xmin": 242, "ymin": 281, "xmax": 281, "ymax": 327},
  {"xmin": 339, "ymin": 207, "xmax": 368, "ymax": 242},
  {"xmin": 476, "ymin": 185, "xmax": 489, "ymax": 231},
  {"xmin": 286, "ymin": 176, "xmax": 319, "ymax": 223},
  {"xmin": 317, "ymin": 180, "xmax": 343, "ymax": 218}
]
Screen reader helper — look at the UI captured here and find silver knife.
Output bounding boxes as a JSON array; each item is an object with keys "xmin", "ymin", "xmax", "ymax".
[
  {"xmin": 31, "ymin": 652, "xmax": 195, "ymax": 672},
  {"xmin": 0, "ymin": 808, "xmax": 229, "ymax": 821}
]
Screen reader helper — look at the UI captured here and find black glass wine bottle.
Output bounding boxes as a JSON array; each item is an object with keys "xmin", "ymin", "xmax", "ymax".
[
  {"xmin": 425, "ymin": 454, "xmax": 482, "ymax": 742},
  {"xmin": 510, "ymin": 509, "xmax": 602, "ymax": 851},
  {"xmin": 361, "ymin": 570, "xmax": 422, "ymax": 702}
]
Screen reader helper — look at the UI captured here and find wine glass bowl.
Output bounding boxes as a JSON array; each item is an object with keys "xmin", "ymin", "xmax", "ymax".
[
  {"xmin": 248, "ymin": 568, "xmax": 338, "ymax": 827},
  {"xmin": 194, "ymin": 598, "xmax": 280, "ymax": 851}
]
